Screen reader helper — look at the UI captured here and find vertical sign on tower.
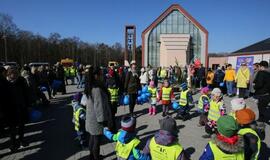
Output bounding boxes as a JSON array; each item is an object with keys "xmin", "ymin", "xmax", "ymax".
[{"xmin": 125, "ymin": 25, "xmax": 136, "ymax": 66}]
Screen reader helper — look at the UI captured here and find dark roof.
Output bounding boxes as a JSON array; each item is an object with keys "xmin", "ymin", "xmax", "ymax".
[{"xmin": 233, "ymin": 38, "xmax": 270, "ymax": 53}]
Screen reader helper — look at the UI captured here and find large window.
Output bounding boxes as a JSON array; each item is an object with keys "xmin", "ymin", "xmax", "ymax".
[{"xmin": 147, "ymin": 10, "xmax": 202, "ymax": 67}]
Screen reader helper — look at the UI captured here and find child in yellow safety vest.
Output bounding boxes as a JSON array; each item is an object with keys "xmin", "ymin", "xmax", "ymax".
[
  {"xmin": 236, "ymin": 108, "xmax": 261, "ymax": 160},
  {"xmin": 175, "ymin": 83, "xmax": 194, "ymax": 121},
  {"xmin": 148, "ymin": 80, "xmax": 158, "ymax": 116},
  {"xmin": 158, "ymin": 79, "xmax": 175, "ymax": 117},
  {"xmin": 107, "ymin": 79, "xmax": 119, "ymax": 133},
  {"xmin": 229, "ymin": 98, "xmax": 246, "ymax": 119},
  {"xmin": 142, "ymin": 116, "xmax": 190, "ymax": 160},
  {"xmin": 71, "ymin": 92, "xmax": 87, "ymax": 148},
  {"xmin": 205, "ymin": 88, "xmax": 226, "ymax": 136},
  {"xmin": 103, "ymin": 116, "xmax": 144, "ymax": 160},
  {"xmin": 197, "ymin": 87, "xmax": 210, "ymax": 126},
  {"xmin": 200, "ymin": 115, "xmax": 245, "ymax": 160}
]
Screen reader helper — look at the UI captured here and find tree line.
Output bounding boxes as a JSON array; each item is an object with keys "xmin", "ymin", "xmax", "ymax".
[{"xmin": 0, "ymin": 13, "xmax": 136, "ymax": 67}]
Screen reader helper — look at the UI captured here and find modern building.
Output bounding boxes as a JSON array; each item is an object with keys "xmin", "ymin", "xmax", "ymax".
[
  {"xmin": 142, "ymin": 4, "xmax": 208, "ymax": 67},
  {"xmin": 228, "ymin": 38, "xmax": 270, "ymax": 69}
]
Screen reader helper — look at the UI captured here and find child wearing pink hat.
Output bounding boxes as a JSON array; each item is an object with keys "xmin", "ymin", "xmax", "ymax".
[
  {"xmin": 147, "ymin": 81, "xmax": 158, "ymax": 115},
  {"xmin": 197, "ymin": 87, "xmax": 210, "ymax": 126}
]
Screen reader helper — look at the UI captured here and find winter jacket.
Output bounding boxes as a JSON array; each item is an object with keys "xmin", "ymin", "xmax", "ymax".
[
  {"xmin": 224, "ymin": 69, "xmax": 236, "ymax": 82},
  {"xmin": 214, "ymin": 70, "xmax": 225, "ymax": 85},
  {"xmin": 239, "ymin": 126, "xmax": 261, "ymax": 160},
  {"xmin": 236, "ymin": 67, "xmax": 250, "ymax": 88},
  {"xmin": 140, "ymin": 72, "xmax": 149, "ymax": 85},
  {"xmin": 104, "ymin": 129, "xmax": 144, "ymax": 160},
  {"xmin": 8, "ymin": 76, "xmax": 30, "ymax": 124},
  {"xmin": 85, "ymin": 87, "xmax": 113, "ymax": 135},
  {"xmin": 254, "ymin": 70, "xmax": 270, "ymax": 95},
  {"xmin": 197, "ymin": 67, "xmax": 206, "ymax": 78},
  {"xmin": 142, "ymin": 130, "xmax": 190, "ymax": 160},
  {"xmin": 125, "ymin": 71, "xmax": 140, "ymax": 94},
  {"xmin": 199, "ymin": 134, "xmax": 244, "ymax": 160}
]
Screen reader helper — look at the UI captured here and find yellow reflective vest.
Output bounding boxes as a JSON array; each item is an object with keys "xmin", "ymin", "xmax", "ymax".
[
  {"xmin": 108, "ymin": 88, "xmax": 119, "ymax": 102},
  {"xmin": 160, "ymin": 69, "xmax": 167, "ymax": 78},
  {"xmin": 162, "ymin": 87, "xmax": 172, "ymax": 101},
  {"xmin": 74, "ymin": 107, "xmax": 85, "ymax": 131},
  {"xmin": 64, "ymin": 67, "xmax": 70, "ymax": 77},
  {"xmin": 208, "ymin": 100, "xmax": 223, "ymax": 122},
  {"xmin": 70, "ymin": 68, "xmax": 76, "ymax": 77},
  {"xmin": 149, "ymin": 137, "xmax": 183, "ymax": 160},
  {"xmin": 179, "ymin": 90, "xmax": 188, "ymax": 106},
  {"xmin": 238, "ymin": 128, "xmax": 261, "ymax": 160},
  {"xmin": 148, "ymin": 87, "xmax": 157, "ymax": 101},
  {"xmin": 115, "ymin": 137, "xmax": 140, "ymax": 159},
  {"xmin": 198, "ymin": 95, "xmax": 209, "ymax": 110},
  {"xmin": 209, "ymin": 141, "xmax": 244, "ymax": 160}
]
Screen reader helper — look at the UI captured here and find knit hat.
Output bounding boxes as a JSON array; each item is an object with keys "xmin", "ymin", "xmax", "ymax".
[
  {"xmin": 121, "ymin": 116, "xmax": 136, "ymax": 132},
  {"xmin": 235, "ymin": 108, "xmax": 255, "ymax": 125},
  {"xmin": 211, "ymin": 88, "xmax": 222, "ymax": 96},
  {"xmin": 217, "ymin": 116, "xmax": 239, "ymax": 137},
  {"xmin": 180, "ymin": 83, "xmax": 188, "ymax": 91},
  {"xmin": 200, "ymin": 87, "xmax": 210, "ymax": 94},
  {"xmin": 149, "ymin": 80, "xmax": 155, "ymax": 87},
  {"xmin": 231, "ymin": 98, "xmax": 246, "ymax": 111},
  {"xmin": 159, "ymin": 116, "xmax": 178, "ymax": 136}
]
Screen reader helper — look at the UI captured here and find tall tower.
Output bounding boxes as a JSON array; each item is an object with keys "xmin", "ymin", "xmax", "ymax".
[{"xmin": 124, "ymin": 25, "xmax": 136, "ymax": 66}]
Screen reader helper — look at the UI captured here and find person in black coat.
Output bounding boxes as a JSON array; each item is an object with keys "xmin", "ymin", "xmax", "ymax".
[
  {"xmin": 253, "ymin": 61, "xmax": 270, "ymax": 123},
  {"xmin": 6, "ymin": 67, "xmax": 30, "ymax": 151}
]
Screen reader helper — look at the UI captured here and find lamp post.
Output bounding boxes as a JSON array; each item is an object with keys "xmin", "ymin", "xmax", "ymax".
[{"xmin": 2, "ymin": 35, "xmax": 7, "ymax": 63}]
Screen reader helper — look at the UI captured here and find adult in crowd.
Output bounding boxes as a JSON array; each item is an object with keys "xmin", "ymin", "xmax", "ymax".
[
  {"xmin": 214, "ymin": 66, "xmax": 225, "ymax": 93},
  {"xmin": 6, "ymin": 67, "xmax": 30, "ymax": 151},
  {"xmin": 253, "ymin": 61, "xmax": 270, "ymax": 124},
  {"xmin": 223, "ymin": 64, "xmax": 236, "ymax": 97},
  {"xmin": 21, "ymin": 66, "xmax": 38, "ymax": 105},
  {"xmin": 0, "ymin": 67, "xmax": 11, "ymax": 136},
  {"xmin": 85, "ymin": 67, "xmax": 113, "ymax": 160},
  {"xmin": 197, "ymin": 64, "xmax": 206, "ymax": 88},
  {"xmin": 77, "ymin": 64, "xmax": 84, "ymax": 89},
  {"xmin": 38, "ymin": 65, "xmax": 52, "ymax": 99},
  {"xmin": 55, "ymin": 62, "xmax": 66, "ymax": 94},
  {"xmin": 236, "ymin": 62, "xmax": 250, "ymax": 98},
  {"xmin": 139, "ymin": 67, "xmax": 148, "ymax": 87},
  {"xmin": 124, "ymin": 61, "xmax": 140, "ymax": 117},
  {"xmin": 250, "ymin": 63, "xmax": 259, "ymax": 96},
  {"xmin": 206, "ymin": 68, "xmax": 214, "ymax": 89}
]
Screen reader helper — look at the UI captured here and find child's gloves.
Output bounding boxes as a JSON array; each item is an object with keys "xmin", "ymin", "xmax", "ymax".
[{"xmin": 103, "ymin": 127, "xmax": 113, "ymax": 140}]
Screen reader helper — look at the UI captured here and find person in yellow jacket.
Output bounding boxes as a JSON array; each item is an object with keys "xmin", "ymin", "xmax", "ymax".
[
  {"xmin": 236, "ymin": 108, "xmax": 261, "ymax": 160},
  {"xmin": 205, "ymin": 88, "xmax": 226, "ymax": 136},
  {"xmin": 148, "ymin": 80, "xmax": 158, "ymax": 115},
  {"xmin": 142, "ymin": 116, "xmax": 190, "ymax": 160},
  {"xmin": 197, "ymin": 87, "xmax": 211, "ymax": 126},
  {"xmin": 103, "ymin": 116, "xmax": 144, "ymax": 160},
  {"xmin": 200, "ymin": 115, "xmax": 245, "ymax": 160},
  {"xmin": 175, "ymin": 83, "xmax": 194, "ymax": 121},
  {"xmin": 224, "ymin": 64, "xmax": 236, "ymax": 97},
  {"xmin": 236, "ymin": 63, "xmax": 250, "ymax": 98}
]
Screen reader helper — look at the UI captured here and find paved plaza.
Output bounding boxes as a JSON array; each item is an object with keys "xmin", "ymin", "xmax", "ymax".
[{"xmin": 0, "ymin": 85, "xmax": 269, "ymax": 160}]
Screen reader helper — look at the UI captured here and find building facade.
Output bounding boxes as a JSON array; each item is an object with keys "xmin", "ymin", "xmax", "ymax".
[{"xmin": 142, "ymin": 4, "xmax": 208, "ymax": 67}]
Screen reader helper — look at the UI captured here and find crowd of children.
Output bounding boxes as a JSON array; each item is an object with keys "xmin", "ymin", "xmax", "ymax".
[{"xmin": 70, "ymin": 77, "xmax": 264, "ymax": 160}]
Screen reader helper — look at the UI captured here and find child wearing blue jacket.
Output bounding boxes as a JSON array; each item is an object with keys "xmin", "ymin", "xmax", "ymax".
[{"xmin": 104, "ymin": 116, "xmax": 145, "ymax": 160}]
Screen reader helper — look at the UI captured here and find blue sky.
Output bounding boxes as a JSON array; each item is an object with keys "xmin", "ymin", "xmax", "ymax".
[{"xmin": 0, "ymin": 0, "xmax": 269, "ymax": 52}]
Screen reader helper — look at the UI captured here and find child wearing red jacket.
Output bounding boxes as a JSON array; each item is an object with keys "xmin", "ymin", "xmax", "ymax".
[{"xmin": 158, "ymin": 79, "xmax": 175, "ymax": 117}]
